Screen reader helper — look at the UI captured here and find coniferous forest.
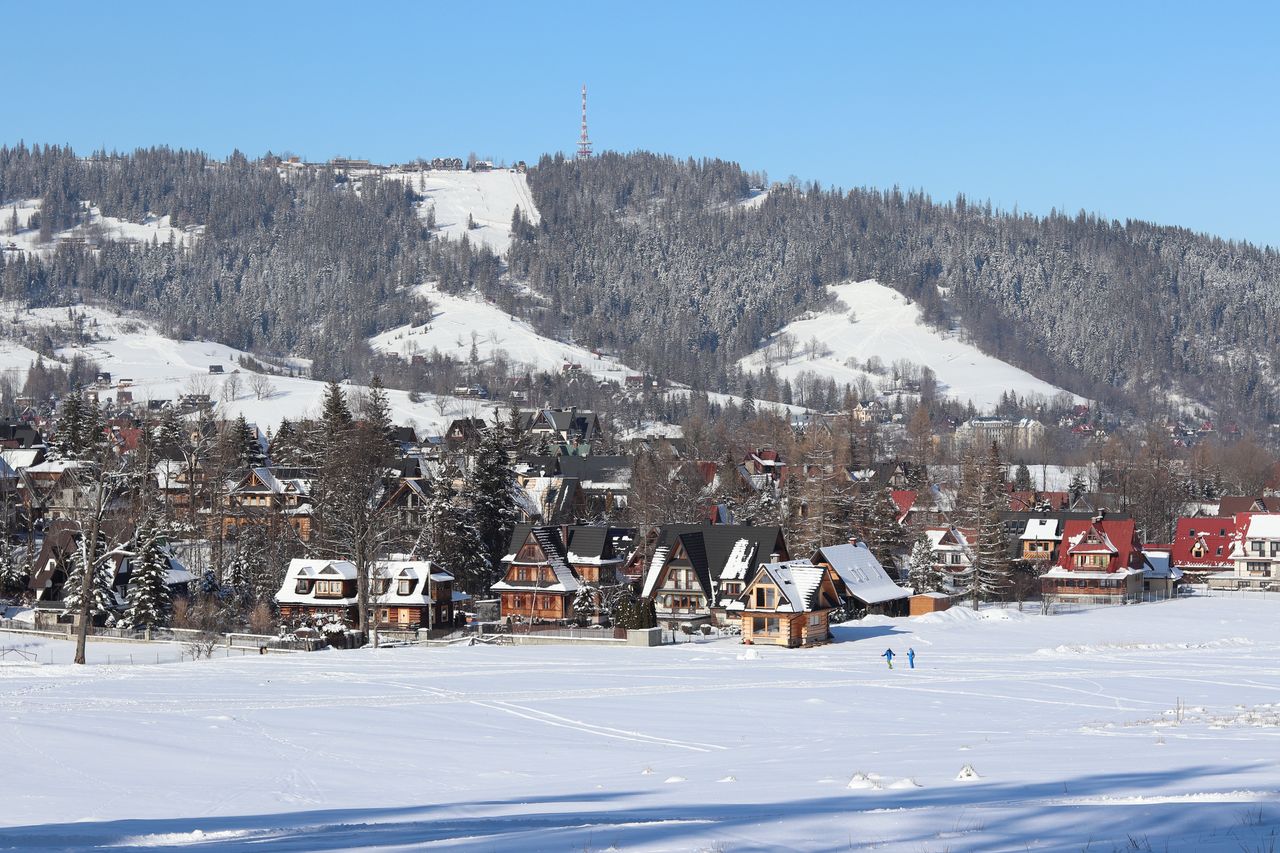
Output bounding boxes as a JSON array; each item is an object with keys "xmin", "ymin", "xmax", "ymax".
[{"xmin": 3, "ymin": 143, "xmax": 1278, "ymax": 426}]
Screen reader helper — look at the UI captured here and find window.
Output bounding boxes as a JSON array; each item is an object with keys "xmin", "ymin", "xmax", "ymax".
[
  {"xmin": 1271, "ymin": 542, "xmax": 1280, "ymax": 557},
  {"xmin": 808, "ymin": 613, "xmax": 822, "ymax": 626},
  {"xmin": 752, "ymin": 617, "xmax": 781, "ymax": 635},
  {"xmin": 755, "ymin": 586, "xmax": 776, "ymax": 608},
  {"xmin": 1251, "ymin": 540, "xmax": 1265, "ymax": 556},
  {"xmin": 1191, "ymin": 543, "xmax": 1205, "ymax": 558},
  {"xmin": 397, "ymin": 578, "xmax": 413, "ymax": 595},
  {"xmin": 1246, "ymin": 562, "xmax": 1270, "ymax": 577},
  {"xmin": 315, "ymin": 580, "xmax": 344, "ymax": 598},
  {"xmin": 294, "ymin": 579, "xmax": 313, "ymax": 595}
]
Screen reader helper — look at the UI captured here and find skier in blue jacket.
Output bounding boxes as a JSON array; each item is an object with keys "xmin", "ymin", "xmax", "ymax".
[
  {"xmin": 882, "ymin": 648, "xmax": 895, "ymax": 669},
  {"xmin": 907, "ymin": 647, "xmax": 916, "ymax": 669}
]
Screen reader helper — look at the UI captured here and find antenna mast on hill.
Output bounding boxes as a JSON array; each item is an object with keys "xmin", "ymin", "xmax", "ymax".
[{"xmin": 576, "ymin": 84, "xmax": 593, "ymax": 159}]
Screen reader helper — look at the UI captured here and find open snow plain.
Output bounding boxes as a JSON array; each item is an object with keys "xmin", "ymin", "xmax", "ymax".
[{"xmin": 2, "ymin": 597, "xmax": 1278, "ymax": 851}]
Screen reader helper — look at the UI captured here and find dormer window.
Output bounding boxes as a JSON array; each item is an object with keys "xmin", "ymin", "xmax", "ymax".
[
  {"xmin": 294, "ymin": 579, "xmax": 313, "ymax": 595},
  {"xmin": 398, "ymin": 578, "xmax": 413, "ymax": 595},
  {"xmin": 1191, "ymin": 542, "xmax": 1205, "ymax": 558}
]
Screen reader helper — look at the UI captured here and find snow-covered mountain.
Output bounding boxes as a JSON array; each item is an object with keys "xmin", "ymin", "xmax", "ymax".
[{"xmin": 738, "ymin": 280, "xmax": 1076, "ymax": 410}]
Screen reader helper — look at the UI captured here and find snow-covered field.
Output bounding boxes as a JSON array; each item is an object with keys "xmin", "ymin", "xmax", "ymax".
[
  {"xmin": 2, "ymin": 304, "xmax": 490, "ymax": 434},
  {"xmin": 2, "ymin": 597, "xmax": 1278, "ymax": 851},
  {"xmin": 739, "ymin": 280, "xmax": 1076, "ymax": 411}
]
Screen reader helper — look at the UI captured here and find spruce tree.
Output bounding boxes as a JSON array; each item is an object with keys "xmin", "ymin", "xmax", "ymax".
[
  {"xmin": 972, "ymin": 443, "xmax": 1011, "ymax": 605},
  {"xmin": 463, "ymin": 415, "xmax": 517, "ymax": 587},
  {"xmin": 425, "ymin": 461, "xmax": 490, "ymax": 593},
  {"xmin": 0, "ymin": 544, "xmax": 24, "ymax": 597},
  {"xmin": 121, "ymin": 520, "xmax": 172, "ymax": 630},
  {"xmin": 1013, "ymin": 463, "xmax": 1033, "ymax": 492},
  {"xmin": 906, "ymin": 535, "xmax": 941, "ymax": 594}
]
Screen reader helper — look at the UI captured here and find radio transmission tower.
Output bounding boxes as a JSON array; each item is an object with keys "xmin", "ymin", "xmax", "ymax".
[{"xmin": 576, "ymin": 84, "xmax": 593, "ymax": 159}]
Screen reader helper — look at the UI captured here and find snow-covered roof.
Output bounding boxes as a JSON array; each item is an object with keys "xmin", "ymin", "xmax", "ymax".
[
  {"xmin": 275, "ymin": 559, "xmax": 358, "ymax": 604},
  {"xmin": 1142, "ymin": 552, "xmax": 1182, "ymax": 581},
  {"xmin": 719, "ymin": 539, "xmax": 755, "ymax": 583},
  {"xmin": 374, "ymin": 560, "xmax": 453, "ymax": 605},
  {"xmin": 814, "ymin": 542, "xmax": 909, "ymax": 604},
  {"xmin": 747, "ymin": 561, "xmax": 828, "ymax": 613},
  {"xmin": 1, "ymin": 448, "xmax": 40, "ymax": 472},
  {"xmin": 1020, "ymin": 518, "xmax": 1062, "ymax": 541},
  {"xmin": 640, "ymin": 545, "xmax": 670, "ymax": 599},
  {"xmin": 1240, "ymin": 513, "xmax": 1280, "ymax": 540}
]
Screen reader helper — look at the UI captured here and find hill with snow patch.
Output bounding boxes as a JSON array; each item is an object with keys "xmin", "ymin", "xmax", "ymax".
[{"xmin": 738, "ymin": 280, "xmax": 1076, "ymax": 410}]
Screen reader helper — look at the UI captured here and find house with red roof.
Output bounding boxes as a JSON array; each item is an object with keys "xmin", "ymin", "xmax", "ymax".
[
  {"xmin": 1170, "ymin": 516, "xmax": 1238, "ymax": 580},
  {"xmin": 1039, "ymin": 514, "xmax": 1145, "ymax": 604}
]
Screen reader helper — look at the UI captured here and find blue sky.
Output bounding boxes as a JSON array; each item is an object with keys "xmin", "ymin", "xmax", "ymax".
[{"xmin": 7, "ymin": 1, "xmax": 1279, "ymax": 246}]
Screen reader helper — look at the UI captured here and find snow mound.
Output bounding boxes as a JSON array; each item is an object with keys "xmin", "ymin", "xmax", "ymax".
[
  {"xmin": 663, "ymin": 776, "xmax": 687, "ymax": 784},
  {"xmin": 737, "ymin": 648, "xmax": 761, "ymax": 661},
  {"xmin": 888, "ymin": 778, "xmax": 923, "ymax": 789},
  {"xmin": 847, "ymin": 772, "xmax": 883, "ymax": 790},
  {"xmin": 717, "ymin": 775, "xmax": 737, "ymax": 783},
  {"xmin": 640, "ymin": 767, "xmax": 655, "ymax": 776},
  {"xmin": 1034, "ymin": 637, "xmax": 1254, "ymax": 657},
  {"xmin": 955, "ymin": 764, "xmax": 981, "ymax": 782}
]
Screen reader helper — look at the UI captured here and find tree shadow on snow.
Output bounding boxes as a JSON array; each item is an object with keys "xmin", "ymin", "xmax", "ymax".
[{"xmin": 0, "ymin": 763, "xmax": 1267, "ymax": 852}]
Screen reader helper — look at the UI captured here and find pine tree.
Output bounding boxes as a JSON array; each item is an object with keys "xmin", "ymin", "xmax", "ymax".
[
  {"xmin": 120, "ymin": 519, "xmax": 172, "ymax": 629},
  {"xmin": 866, "ymin": 487, "xmax": 907, "ymax": 572},
  {"xmin": 364, "ymin": 376, "xmax": 395, "ymax": 453},
  {"xmin": 63, "ymin": 534, "xmax": 116, "ymax": 620},
  {"xmin": 1013, "ymin": 463, "xmax": 1033, "ymax": 492}
]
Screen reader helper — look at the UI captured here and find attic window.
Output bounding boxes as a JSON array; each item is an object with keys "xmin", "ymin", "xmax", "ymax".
[
  {"xmin": 1191, "ymin": 543, "xmax": 1205, "ymax": 558},
  {"xmin": 755, "ymin": 587, "xmax": 776, "ymax": 608},
  {"xmin": 398, "ymin": 578, "xmax": 413, "ymax": 595},
  {"xmin": 294, "ymin": 579, "xmax": 313, "ymax": 595}
]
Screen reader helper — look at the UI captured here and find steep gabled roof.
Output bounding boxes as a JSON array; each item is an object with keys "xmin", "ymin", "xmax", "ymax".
[
  {"xmin": 742, "ymin": 560, "xmax": 831, "ymax": 613},
  {"xmin": 813, "ymin": 542, "xmax": 909, "ymax": 605}
]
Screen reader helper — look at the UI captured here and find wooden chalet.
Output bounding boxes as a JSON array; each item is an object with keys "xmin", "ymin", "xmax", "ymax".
[
  {"xmin": 492, "ymin": 525, "xmax": 583, "ymax": 621},
  {"xmin": 1040, "ymin": 514, "xmax": 1145, "ymax": 604},
  {"xmin": 639, "ymin": 524, "xmax": 789, "ymax": 629},
  {"xmin": 276, "ymin": 559, "xmax": 359, "ymax": 622},
  {"xmin": 738, "ymin": 559, "xmax": 841, "ymax": 647},
  {"xmin": 373, "ymin": 560, "xmax": 457, "ymax": 629},
  {"xmin": 223, "ymin": 466, "xmax": 314, "ymax": 541}
]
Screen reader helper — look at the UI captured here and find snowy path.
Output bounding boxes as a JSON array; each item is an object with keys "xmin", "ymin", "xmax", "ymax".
[{"xmin": 1, "ymin": 599, "xmax": 1279, "ymax": 851}]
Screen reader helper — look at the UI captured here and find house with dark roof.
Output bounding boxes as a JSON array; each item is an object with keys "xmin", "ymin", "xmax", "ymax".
[
  {"xmin": 521, "ymin": 407, "xmax": 603, "ymax": 449},
  {"xmin": 492, "ymin": 525, "xmax": 634, "ymax": 622},
  {"xmin": 738, "ymin": 559, "xmax": 841, "ymax": 647},
  {"xmin": 639, "ymin": 524, "xmax": 789, "ymax": 629},
  {"xmin": 812, "ymin": 541, "xmax": 910, "ymax": 617},
  {"xmin": 1215, "ymin": 496, "xmax": 1280, "ymax": 517}
]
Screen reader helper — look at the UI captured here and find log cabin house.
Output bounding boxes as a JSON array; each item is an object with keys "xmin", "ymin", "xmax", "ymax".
[
  {"xmin": 275, "ymin": 558, "xmax": 457, "ymax": 628},
  {"xmin": 492, "ymin": 525, "xmax": 582, "ymax": 621},
  {"xmin": 223, "ymin": 466, "xmax": 314, "ymax": 542},
  {"xmin": 738, "ymin": 559, "xmax": 841, "ymax": 647}
]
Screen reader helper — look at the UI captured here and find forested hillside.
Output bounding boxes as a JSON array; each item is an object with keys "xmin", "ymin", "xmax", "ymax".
[
  {"xmin": 0, "ymin": 144, "xmax": 502, "ymax": 380},
  {"xmin": 3, "ymin": 144, "xmax": 1278, "ymax": 426},
  {"xmin": 513, "ymin": 152, "xmax": 1280, "ymax": 423}
]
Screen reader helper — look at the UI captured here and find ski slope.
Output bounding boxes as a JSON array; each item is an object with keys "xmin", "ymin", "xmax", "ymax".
[
  {"xmin": 0, "ymin": 597, "xmax": 1278, "ymax": 851},
  {"xmin": 3, "ymin": 304, "xmax": 489, "ymax": 434},
  {"xmin": 370, "ymin": 284, "xmax": 634, "ymax": 384},
  {"xmin": 739, "ymin": 279, "xmax": 1076, "ymax": 411},
  {"xmin": 362, "ymin": 167, "xmax": 540, "ymax": 255}
]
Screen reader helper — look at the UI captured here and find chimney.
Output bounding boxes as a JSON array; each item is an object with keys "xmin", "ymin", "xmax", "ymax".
[
  {"xmin": 848, "ymin": 535, "xmax": 860, "ymax": 547},
  {"xmin": 768, "ymin": 552, "xmax": 780, "ymax": 564},
  {"xmin": 1093, "ymin": 508, "xmax": 1107, "ymax": 524}
]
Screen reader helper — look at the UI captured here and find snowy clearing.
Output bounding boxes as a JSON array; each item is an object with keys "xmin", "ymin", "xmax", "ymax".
[
  {"xmin": 370, "ymin": 284, "xmax": 634, "ymax": 384},
  {"xmin": 361, "ymin": 168, "xmax": 539, "ymax": 256},
  {"xmin": 1, "ymin": 303, "xmax": 492, "ymax": 434},
  {"xmin": 1, "ymin": 597, "xmax": 1278, "ymax": 851},
  {"xmin": 739, "ymin": 279, "xmax": 1077, "ymax": 411},
  {"xmin": 0, "ymin": 197, "xmax": 200, "ymax": 255}
]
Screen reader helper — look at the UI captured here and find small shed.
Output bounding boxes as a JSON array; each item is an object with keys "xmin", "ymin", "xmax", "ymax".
[{"xmin": 910, "ymin": 592, "xmax": 952, "ymax": 616}]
